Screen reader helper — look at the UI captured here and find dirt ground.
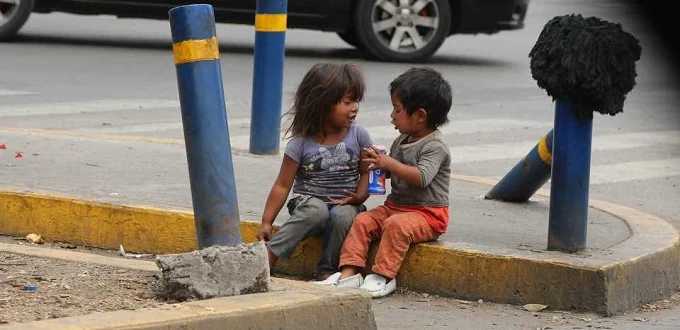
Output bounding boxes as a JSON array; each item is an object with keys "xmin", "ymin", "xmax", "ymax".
[
  {"xmin": 0, "ymin": 251, "xmax": 166, "ymax": 325},
  {"xmin": 2, "ymin": 234, "xmax": 680, "ymax": 329}
]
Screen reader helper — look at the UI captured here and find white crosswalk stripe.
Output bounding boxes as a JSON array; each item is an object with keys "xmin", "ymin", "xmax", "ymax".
[
  {"xmin": 76, "ymin": 117, "xmax": 251, "ymax": 133},
  {"xmin": 227, "ymin": 119, "xmax": 552, "ymax": 151},
  {"xmin": 78, "ymin": 122, "xmax": 183, "ymax": 133},
  {"xmin": 236, "ymin": 130, "xmax": 680, "ymax": 184},
  {"xmin": 0, "ymin": 89, "xmax": 37, "ymax": 96},
  {"xmin": 366, "ymin": 119, "xmax": 551, "ymax": 140},
  {"xmin": 590, "ymin": 159, "xmax": 680, "ymax": 185},
  {"xmin": 0, "ymin": 99, "xmax": 179, "ymax": 117},
  {"xmin": 225, "ymin": 125, "xmax": 680, "ymax": 185},
  {"xmin": 450, "ymin": 130, "xmax": 680, "ymax": 164},
  {"xmin": 130, "ymin": 118, "xmax": 547, "ymax": 145},
  {"xmin": 0, "ymin": 97, "xmax": 677, "ymax": 186}
]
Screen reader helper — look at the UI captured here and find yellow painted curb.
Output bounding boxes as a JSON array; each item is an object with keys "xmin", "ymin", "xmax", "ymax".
[
  {"xmin": 0, "ymin": 190, "xmax": 319, "ymax": 275},
  {"xmin": 1, "ymin": 174, "xmax": 679, "ymax": 315},
  {"xmin": 0, "ymin": 190, "xmax": 196, "ymax": 253}
]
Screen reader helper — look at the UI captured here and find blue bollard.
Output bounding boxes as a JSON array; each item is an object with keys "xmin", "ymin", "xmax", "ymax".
[
  {"xmin": 485, "ymin": 129, "xmax": 554, "ymax": 202},
  {"xmin": 547, "ymin": 99, "xmax": 592, "ymax": 252},
  {"xmin": 249, "ymin": 0, "xmax": 287, "ymax": 155},
  {"xmin": 169, "ymin": 4, "xmax": 241, "ymax": 248}
]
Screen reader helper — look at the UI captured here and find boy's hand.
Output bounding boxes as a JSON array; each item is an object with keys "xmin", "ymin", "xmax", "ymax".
[
  {"xmin": 257, "ymin": 223, "xmax": 273, "ymax": 241},
  {"xmin": 362, "ymin": 147, "xmax": 395, "ymax": 171},
  {"xmin": 330, "ymin": 190, "xmax": 368, "ymax": 206}
]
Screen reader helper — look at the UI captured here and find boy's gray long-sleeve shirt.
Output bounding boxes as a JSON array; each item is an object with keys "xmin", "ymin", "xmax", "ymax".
[{"xmin": 386, "ymin": 130, "xmax": 450, "ymax": 207}]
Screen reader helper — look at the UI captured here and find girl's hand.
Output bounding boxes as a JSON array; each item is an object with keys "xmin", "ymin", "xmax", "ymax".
[
  {"xmin": 330, "ymin": 190, "xmax": 368, "ymax": 205},
  {"xmin": 362, "ymin": 147, "xmax": 394, "ymax": 170},
  {"xmin": 359, "ymin": 148, "xmax": 371, "ymax": 174},
  {"xmin": 257, "ymin": 223, "xmax": 273, "ymax": 241}
]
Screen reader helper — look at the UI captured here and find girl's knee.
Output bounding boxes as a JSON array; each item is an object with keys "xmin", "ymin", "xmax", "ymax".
[
  {"xmin": 330, "ymin": 205, "xmax": 359, "ymax": 229},
  {"xmin": 330, "ymin": 217, "xmax": 354, "ymax": 233},
  {"xmin": 294, "ymin": 197, "xmax": 329, "ymax": 226}
]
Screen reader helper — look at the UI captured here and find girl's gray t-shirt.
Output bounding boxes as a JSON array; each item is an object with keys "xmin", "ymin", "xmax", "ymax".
[{"xmin": 285, "ymin": 124, "xmax": 373, "ymax": 203}]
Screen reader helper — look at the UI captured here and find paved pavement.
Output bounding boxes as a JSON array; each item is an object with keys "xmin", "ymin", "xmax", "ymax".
[
  {"xmin": 1, "ymin": 0, "xmax": 678, "ymax": 229},
  {"xmin": 0, "ymin": 83, "xmax": 676, "ymax": 314},
  {"xmin": 0, "ymin": 116, "xmax": 635, "ymax": 251},
  {"xmin": 1, "ymin": 0, "xmax": 679, "ymax": 328}
]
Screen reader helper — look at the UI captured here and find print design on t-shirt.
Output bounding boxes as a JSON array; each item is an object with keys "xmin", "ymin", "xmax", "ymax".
[{"xmin": 303, "ymin": 142, "xmax": 355, "ymax": 173}]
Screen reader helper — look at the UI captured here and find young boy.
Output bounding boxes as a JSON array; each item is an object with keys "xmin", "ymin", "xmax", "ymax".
[{"xmin": 321, "ymin": 67, "xmax": 452, "ymax": 298}]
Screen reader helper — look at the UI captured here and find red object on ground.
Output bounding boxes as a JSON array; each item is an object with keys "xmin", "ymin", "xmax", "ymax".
[
  {"xmin": 0, "ymin": 144, "xmax": 6, "ymax": 149},
  {"xmin": 15, "ymin": 152, "xmax": 23, "ymax": 159}
]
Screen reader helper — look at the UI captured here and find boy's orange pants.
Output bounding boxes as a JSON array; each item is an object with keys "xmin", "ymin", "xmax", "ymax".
[{"xmin": 339, "ymin": 203, "xmax": 445, "ymax": 279}]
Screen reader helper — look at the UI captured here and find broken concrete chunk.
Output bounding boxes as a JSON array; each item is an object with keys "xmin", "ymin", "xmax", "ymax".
[
  {"xmin": 523, "ymin": 304, "xmax": 549, "ymax": 312},
  {"xmin": 155, "ymin": 241, "xmax": 270, "ymax": 301},
  {"xmin": 25, "ymin": 233, "xmax": 44, "ymax": 244}
]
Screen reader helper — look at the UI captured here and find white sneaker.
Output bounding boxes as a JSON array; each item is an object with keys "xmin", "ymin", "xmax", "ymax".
[
  {"xmin": 336, "ymin": 273, "xmax": 363, "ymax": 289},
  {"xmin": 359, "ymin": 274, "xmax": 396, "ymax": 298},
  {"xmin": 311, "ymin": 272, "xmax": 342, "ymax": 286}
]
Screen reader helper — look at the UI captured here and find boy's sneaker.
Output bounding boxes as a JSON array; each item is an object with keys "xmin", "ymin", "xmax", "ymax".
[
  {"xmin": 311, "ymin": 272, "xmax": 342, "ymax": 286},
  {"xmin": 359, "ymin": 274, "xmax": 396, "ymax": 298},
  {"xmin": 336, "ymin": 273, "xmax": 363, "ymax": 289}
]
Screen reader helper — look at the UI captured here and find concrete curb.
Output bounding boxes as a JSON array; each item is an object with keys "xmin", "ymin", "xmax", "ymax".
[
  {"xmin": 0, "ymin": 242, "xmax": 376, "ymax": 330},
  {"xmin": 1, "ymin": 175, "xmax": 679, "ymax": 315}
]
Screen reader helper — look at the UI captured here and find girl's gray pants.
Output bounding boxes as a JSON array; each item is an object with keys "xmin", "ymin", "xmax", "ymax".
[{"xmin": 267, "ymin": 195, "xmax": 365, "ymax": 274}]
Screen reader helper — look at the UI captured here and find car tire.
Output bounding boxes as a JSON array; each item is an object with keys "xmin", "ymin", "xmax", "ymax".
[
  {"xmin": 337, "ymin": 30, "xmax": 359, "ymax": 47},
  {"xmin": 0, "ymin": 0, "xmax": 34, "ymax": 41},
  {"xmin": 354, "ymin": 0, "xmax": 451, "ymax": 62}
]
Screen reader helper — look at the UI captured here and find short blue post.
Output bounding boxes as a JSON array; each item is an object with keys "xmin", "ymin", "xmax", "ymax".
[
  {"xmin": 249, "ymin": 0, "xmax": 287, "ymax": 155},
  {"xmin": 169, "ymin": 5, "xmax": 241, "ymax": 248},
  {"xmin": 485, "ymin": 130, "xmax": 553, "ymax": 202},
  {"xmin": 547, "ymin": 99, "xmax": 592, "ymax": 252}
]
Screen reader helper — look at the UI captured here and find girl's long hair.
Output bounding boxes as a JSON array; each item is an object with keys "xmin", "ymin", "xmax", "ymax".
[{"xmin": 284, "ymin": 63, "xmax": 365, "ymax": 139}]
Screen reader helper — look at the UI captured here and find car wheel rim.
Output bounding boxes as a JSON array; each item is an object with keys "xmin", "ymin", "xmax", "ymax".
[
  {"xmin": 0, "ymin": 0, "xmax": 20, "ymax": 24},
  {"xmin": 371, "ymin": 0, "xmax": 440, "ymax": 53}
]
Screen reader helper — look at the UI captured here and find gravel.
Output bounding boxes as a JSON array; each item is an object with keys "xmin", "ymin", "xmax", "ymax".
[{"xmin": 0, "ymin": 251, "xmax": 167, "ymax": 325}]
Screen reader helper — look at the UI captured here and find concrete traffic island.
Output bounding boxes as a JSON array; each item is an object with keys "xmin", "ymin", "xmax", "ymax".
[
  {"xmin": 0, "ymin": 241, "xmax": 376, "ymax": 330},
  {"xmin": 1, "ymin": 174, "xmax": 678, "ymax": 316}
]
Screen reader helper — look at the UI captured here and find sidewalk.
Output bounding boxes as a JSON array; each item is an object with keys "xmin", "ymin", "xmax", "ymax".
[{"xmin": 0, "ymin": 131, "xmax": 678, "ymax": 315}]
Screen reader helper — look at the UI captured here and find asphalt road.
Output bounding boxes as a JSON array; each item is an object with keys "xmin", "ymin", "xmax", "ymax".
[{"xmin": 1, "ymin": 0, "xmax": 679, "ymax": 328}]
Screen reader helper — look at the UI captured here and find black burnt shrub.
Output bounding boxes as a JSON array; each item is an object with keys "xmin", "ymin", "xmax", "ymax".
[{"xmin": 529, "ymin": 14, "xmax": 641, "ymax": 118}]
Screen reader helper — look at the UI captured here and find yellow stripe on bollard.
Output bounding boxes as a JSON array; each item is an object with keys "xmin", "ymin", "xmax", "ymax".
[
  {"xmin": 255, "ymin": 14, "xmax": 287, "ymax": 32},
  {"xmin": 172, "ymin": 37, "xmax": 219, "ymax": 64},
  {"xmin": 538, "ymin": 136, "xmax": 552, "ymax": 165}
]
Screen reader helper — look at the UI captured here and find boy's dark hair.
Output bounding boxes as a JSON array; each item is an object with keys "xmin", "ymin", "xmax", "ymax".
[
  {"xmin": 285, "ymin": 63, "xmax": 365, "ymax": 138},
  {"xmin": 389, "ymin": 67, "xmax": 452, "ymax": 129}
]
